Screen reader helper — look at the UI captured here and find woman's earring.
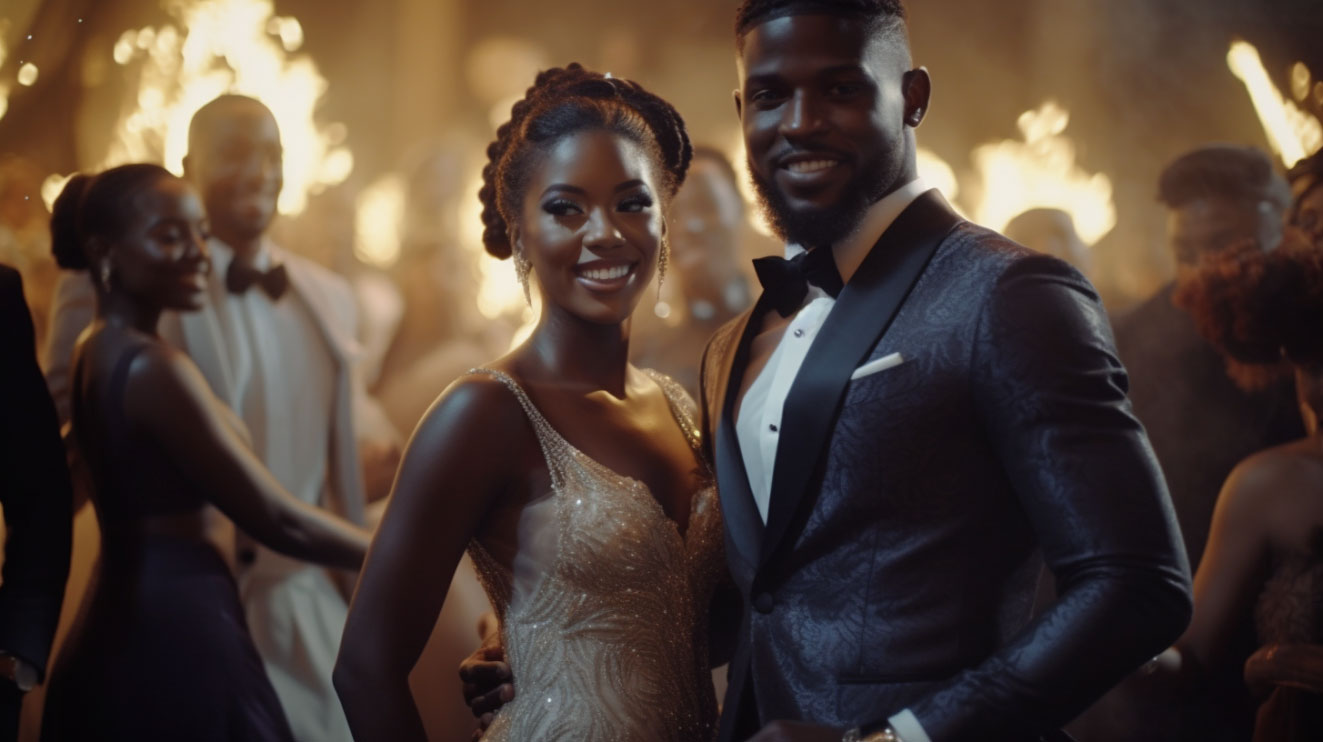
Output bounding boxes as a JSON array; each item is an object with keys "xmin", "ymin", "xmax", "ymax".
[
  {"xmin": 99, "ymin": 259, "xmax": 113, "ymax": 289},
  {"xmin": 513, "ymin": 250, "xmax": 532, "ymax": 306},
  {"xmin": 657, "ymin": 238, "xmax": 669, "ymax": 293}
]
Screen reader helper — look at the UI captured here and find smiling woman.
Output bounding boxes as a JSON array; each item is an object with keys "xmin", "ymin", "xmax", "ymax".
[{"xmin": 333, "ymin": 64, "xmax": 744, "ymax": 742}]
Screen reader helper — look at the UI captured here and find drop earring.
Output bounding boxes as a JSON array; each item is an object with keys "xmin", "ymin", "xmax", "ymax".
[
  {"xmin": 657, "ymin": 238, "xmax": 669, "ymax": 293},
  {"xmin": 513, "ymin": 249, "xmax": 532, "ymax": 306},
  {"xmin": 99, "ymin": 259, "xmax": 113, "ymax": 289}
]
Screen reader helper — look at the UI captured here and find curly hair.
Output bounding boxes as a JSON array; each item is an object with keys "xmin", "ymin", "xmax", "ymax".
[
  {"xmin": 49, "ymin": 164, "xmax": 178, "ymax": 271},
  {"xmin": 1172, "ymin": 230, "xmax": 1323, "ymax": 389},
  {"xmin": 734, "ymin": 0, "xmax": 907, "ymax": 50},
  {"xmin": 478, "ymin": 63, "xmax": 692, "ymax": 259}
]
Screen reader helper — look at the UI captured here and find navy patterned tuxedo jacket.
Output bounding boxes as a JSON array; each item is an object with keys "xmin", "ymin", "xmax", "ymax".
[{"xmin": 699, "ymin": 191, "xmax": 1193, "ymax": 741}]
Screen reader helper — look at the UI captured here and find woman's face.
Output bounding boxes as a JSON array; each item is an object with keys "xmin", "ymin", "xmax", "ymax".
[
  {"xmin": 514, "ymin": 129, "xmax": 665, "ymax": 325},
  {"xmin": 106, "ymin": 176, "xmax": 211, "ymax": 311}
]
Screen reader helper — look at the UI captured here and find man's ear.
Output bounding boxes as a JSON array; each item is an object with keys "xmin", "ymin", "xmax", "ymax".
[
  {"xmin": 901, "ymin": 66, "xmax": 932, "ymax": 128},
  {"xmin": 733, "ymin": 88, "xmax": 743, "ymax": 122}
]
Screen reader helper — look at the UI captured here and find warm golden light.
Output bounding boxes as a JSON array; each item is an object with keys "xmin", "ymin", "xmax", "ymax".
[
  {"xmin": 0, "ymin": 32, "xmax": 8, "ymax": 122},
  {"xmin": 457, "ymin": 168, "xmax": 533, "ymax": 321},
  {"xmin": 101, "ymin": 0, "xmax": 351, "ymax": 216},
  {"xmin": 1227, "ymin": 41, "xmax": 1322, "ymax": 168},
  {"xmin": 354, "ymin": 174, "xmax": 406, "ymax": 269},
  {"xmin": 916, "ymin": 147, "xmax": 959, "ymax": 203},
  {"xmin": 968, "ymin": 101, "xmax": 1116, "ymax": 246},
  {"xmin": 16, "ymin": 62, "xmax": 38, "ymax": 86},
  {"xmin": 1291, "ymin": 61, "xmax": 1311, "ymax": 102},
  {"xmin": 40, "ymin": 173, "xmax": 74, "ymax": 212}
]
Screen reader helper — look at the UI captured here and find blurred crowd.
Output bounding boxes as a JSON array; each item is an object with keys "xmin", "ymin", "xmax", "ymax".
[{"xmin": 2, "ymin": 85, "xmax": 1323, "ymax": 741}]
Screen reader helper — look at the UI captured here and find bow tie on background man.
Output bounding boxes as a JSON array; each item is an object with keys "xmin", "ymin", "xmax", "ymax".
[
  {"xmin": 752, "ymin": 246, "xmax": 844, "ymax": 318},
  {"xmin": 225, "ymin": 259, "xmax": 290, "ymax": 300}
]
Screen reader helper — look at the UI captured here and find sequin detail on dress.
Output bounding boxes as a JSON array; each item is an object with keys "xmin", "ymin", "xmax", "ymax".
[{"xmin": 466, "ymin": 369, "xmax": 724, "ymax": 742}]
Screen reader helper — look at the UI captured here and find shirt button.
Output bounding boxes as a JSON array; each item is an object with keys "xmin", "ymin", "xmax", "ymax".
[
  {"xmin": 769, "ymin": 423, "xmax": 778, "ymax": 432},
  {"xmin": 793, "ymin": 329, "xmax": 804, "ymax": 338}
]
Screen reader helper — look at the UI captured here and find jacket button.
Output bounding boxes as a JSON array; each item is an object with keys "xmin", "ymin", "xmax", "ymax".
[{"xmin": 753, "ymin": 592, "xmax": 774, "ymax": 614}]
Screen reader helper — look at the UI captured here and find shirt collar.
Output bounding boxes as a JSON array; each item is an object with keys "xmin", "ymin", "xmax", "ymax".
[{"xmin": 784, "ymin": 177, "xmax": 932, "ymax": 284}]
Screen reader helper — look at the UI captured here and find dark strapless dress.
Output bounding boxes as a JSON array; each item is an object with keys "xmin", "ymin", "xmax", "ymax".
[{"xmin": 40, "ymin": 343, "xmax": 293, "ymax": 741}]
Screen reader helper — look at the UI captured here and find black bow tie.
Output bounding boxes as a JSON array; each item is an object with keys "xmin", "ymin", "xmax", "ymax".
[
  {"xmin": 225, "ymin": 260, "xmax": 289, "ymax": 300},
  {"xmin": 752, "ymin": 247, "xmax": 844, "ymax": 317}
]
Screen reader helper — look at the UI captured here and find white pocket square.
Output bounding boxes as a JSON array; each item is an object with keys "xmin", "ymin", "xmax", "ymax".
[{"xmin": 850, "ymin": 352, "xmax": 906, "ymax": 380}]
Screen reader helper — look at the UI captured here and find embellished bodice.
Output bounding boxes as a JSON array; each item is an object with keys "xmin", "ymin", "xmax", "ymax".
[
  {"xmin": 466, "ymin": 369, "xmax": 724, "ymax": 742},
  {"xmin": 1255, "ymin": 531, "xmax": 1323, "ymax": 646}
]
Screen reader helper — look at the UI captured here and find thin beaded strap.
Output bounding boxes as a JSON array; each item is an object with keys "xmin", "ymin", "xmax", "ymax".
[
  {"xmin": 642, "ymin": 369, "xmax": 703, "ymax": 454},
  {"xmin": 467, "ymin": 368, "xmax": 570, "ymax": 490}
]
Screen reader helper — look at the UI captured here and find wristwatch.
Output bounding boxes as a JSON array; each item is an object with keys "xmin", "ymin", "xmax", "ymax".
[
  {"xmin": 842, "ymin": 727, "xmax": 900, "ymax": 742},
  {"xmin": 0, "ymin": 652, "xmax": 36, "ymax": 692}
]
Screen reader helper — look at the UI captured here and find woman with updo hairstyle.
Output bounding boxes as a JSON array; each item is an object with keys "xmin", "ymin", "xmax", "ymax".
[
  {"xmin": 40, "ymin": 164, "xmax": 370, "ymax": 741},
  {"xmin": 1161, "ymin": 231, "xmax": 1323, "ymax": 741},
  {"xmin": 336, "ymin": 64, "xmax": 732, "ymax": 741}
]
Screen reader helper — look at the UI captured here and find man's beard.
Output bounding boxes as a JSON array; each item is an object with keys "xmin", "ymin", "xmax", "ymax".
[{"xmin": 748, "ymin": 162, "xmax": 890, "ymax": 249}]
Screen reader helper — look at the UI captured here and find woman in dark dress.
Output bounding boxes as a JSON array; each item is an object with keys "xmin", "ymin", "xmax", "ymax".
[
  {"xmin": 1164, "ymin": 230, "xmax": 1323, "ymax": 741},
  {"xmin": 39, "ymin": 164, "xmax": 371, "ymax": 741}
]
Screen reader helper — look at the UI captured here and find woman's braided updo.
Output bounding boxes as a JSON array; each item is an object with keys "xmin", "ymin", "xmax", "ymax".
[{"xmin": 478, "ymin": 63, "xmax": 692, "ymax": 259}]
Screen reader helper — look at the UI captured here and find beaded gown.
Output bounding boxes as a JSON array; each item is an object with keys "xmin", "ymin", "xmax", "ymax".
[{"xmin": 467, "ymin": 369, "xmax": 724, "ymax": 742}]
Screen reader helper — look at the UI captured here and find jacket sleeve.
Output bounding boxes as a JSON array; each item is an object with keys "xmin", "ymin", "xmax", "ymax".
[
  {"xmin": 0, "ymin": 268, "xmax": 74, "ymax": 679},
  {"xmin": 900, "ymin": 255, "xmax": 1192, "ymax": 740}
]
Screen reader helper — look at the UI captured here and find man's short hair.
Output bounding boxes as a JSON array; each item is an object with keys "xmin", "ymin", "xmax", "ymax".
[
  {"xmin": 187, "ymin": 94, "xmax": 271, "ymax": 153},
  {"xmin": 1157, "ymin": 144, "xmax": 1291, "ymax": 212},
  {"xmin": 734, "ymin": 0, "xmax": 907, "ymax": 51}
]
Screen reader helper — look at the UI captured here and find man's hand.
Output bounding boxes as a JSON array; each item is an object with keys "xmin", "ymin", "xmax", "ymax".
[
  {"xmin": 459, "ymin": 613, "xmax": 513, "ymax": 740},
  {"xmin": 746, "ymin": 721, "xmax": 847, "ymax": 742}
]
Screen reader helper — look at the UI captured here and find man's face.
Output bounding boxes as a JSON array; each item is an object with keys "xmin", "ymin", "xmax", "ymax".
[
  {"xmin": 670, "ymin": 158, "xmax": 743, "ymax": 296},
  {"xmin": 736, "ymin": 14, "xmax": 922, "ymax": 248},
  {"xmin": 186, "ymin": 102, "xmax": 283, "ymax": 245},
  {"xmin": 1167, "ymin": 196, "xmax": 1283, "ymax": 268}
]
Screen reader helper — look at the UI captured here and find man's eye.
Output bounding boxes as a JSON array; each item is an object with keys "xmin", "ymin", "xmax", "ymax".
[
  {"xmin": 830, "ymin": 83, "xmax": 863, "ymax": 96},
  {"xmin": 749, "ymin": 89, "xmax": 782, "ymax": 104}
]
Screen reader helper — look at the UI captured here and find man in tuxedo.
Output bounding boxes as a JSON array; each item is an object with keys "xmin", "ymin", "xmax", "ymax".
[
  {"xmin": 701, "ymin": 2, "xmax": 1193, "ymax": 741},
  {"xmin": 0, "ymin": 265, "xmax": 71, "ymax": 742},
  {"xmin": 42, "ymin": 95, "xmax": 391, "ymax": 742}
]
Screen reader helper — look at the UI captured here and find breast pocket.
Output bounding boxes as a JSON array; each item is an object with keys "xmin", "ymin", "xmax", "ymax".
[{"xmin": 842, "ymin": 354, "xmax": 926, "ymax": 409}]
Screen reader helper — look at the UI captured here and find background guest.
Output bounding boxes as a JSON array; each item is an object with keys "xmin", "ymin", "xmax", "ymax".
[
  {"xmin": 0, "ymin": 264, "xmax": 71, "ymax": 742},
  {"xmin": 1164, "ymin": 230, "xmax": 1323, "ymax": 742},
  {"xmin": 39, "ymin": 164, "xmax": 369, "ymax": 741}
]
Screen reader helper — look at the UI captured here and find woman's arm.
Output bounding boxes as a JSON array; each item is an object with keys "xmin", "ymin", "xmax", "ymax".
[
  {"xmin": 1175, "ymin": 455, "xmax": 1276, "ymax": 673},
  {"xmin": 334, "ymin": 374, "xmax": 529, "ymax": 741},
  {"xmin": 126, "ymin": 344, "xmax": 369, "ymax": 569}
]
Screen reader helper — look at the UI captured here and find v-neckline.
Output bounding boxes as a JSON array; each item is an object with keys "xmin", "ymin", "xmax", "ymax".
[{"xmin": 478, "ymin": 368, "xmax": 712, "ymax": 541}]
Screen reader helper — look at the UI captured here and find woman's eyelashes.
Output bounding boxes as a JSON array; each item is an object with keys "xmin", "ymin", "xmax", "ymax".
[
  {"xmin": 540, "ymin": 193, "xmax": 655, "ymax": 218},
  {"xmin": 542, "ymin": 198, "xmax": 582, "ymax": 217},
  {"xmin": 618, "ymin": 194, "xmax": 654, "ymax": 213}
]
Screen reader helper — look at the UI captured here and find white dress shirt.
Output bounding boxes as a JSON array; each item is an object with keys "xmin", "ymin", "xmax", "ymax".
[{"xmin": 734, "ymin": 178, "xmax": 934, "ymax": 742}]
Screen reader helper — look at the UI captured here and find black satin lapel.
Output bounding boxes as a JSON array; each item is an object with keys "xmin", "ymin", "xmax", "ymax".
[
  {"xmin": 714, "ymin": 294, "xmax": 772, "ymax": 566},
  {"xmin": 759, "ymin": 190, "xmax": 961, "ymax": 566}
]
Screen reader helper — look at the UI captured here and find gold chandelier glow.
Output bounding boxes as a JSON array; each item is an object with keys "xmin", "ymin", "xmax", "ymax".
[
  {"xmin": 97, "ymin": 0, "xmax": 351, "ymax": 215},
  {"xmin": 1227, "ymin": 41, "xmax": 1322, "ymax": 168}
]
